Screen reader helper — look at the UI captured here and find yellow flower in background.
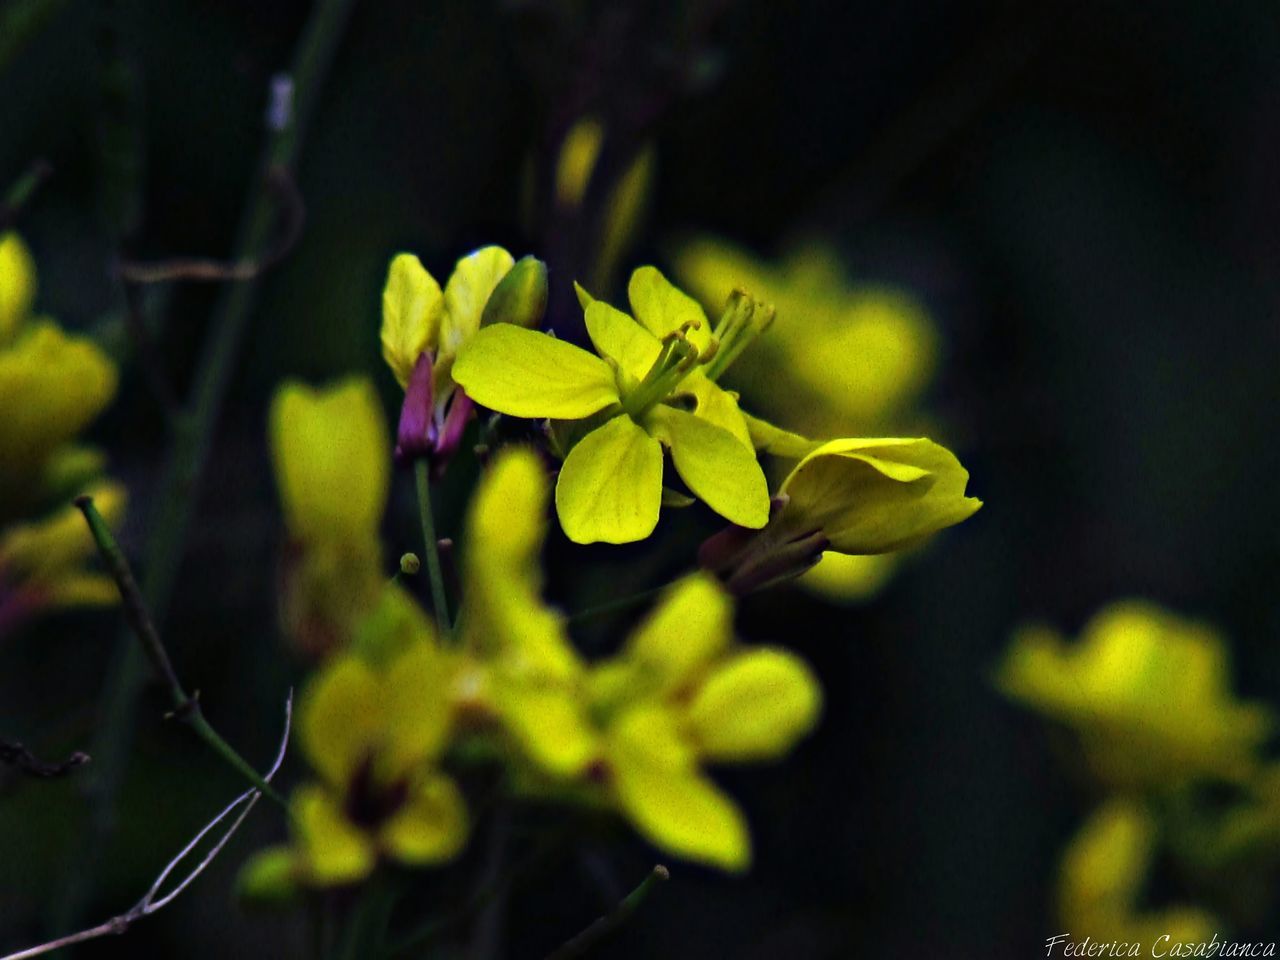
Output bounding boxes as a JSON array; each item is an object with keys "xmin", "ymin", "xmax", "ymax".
[
  {"xmin": 381, "ymin": 246, "xmax": 546, "ymax": 466},
  {"xmin": 452, "ymin": 452, "xmax": 821, "ymax": 870},
  {"xmin": 268, "ymin": 377, "xmax": 391, "ymax": 658},
  {"xmin": 252, "ymin": 640, "xmax": 467, "ymax": 887},
  {"xmin": 674, "ymin": 237, "xmax": 944, "ymax": 602},
  {"xmin": 1058, "ymin": 799, "xmax": 1217, "ymax": 947},
  {"xmin": 0, "ymin": 481, "xmax": 126, "ymax": 636},
  {"xmin": 997, "ymin": 601, "xmax": 1271, "ymax": 788},
  {"xmin": 454, "ymin": 267, "xmax": 772, "ymax": 543}
]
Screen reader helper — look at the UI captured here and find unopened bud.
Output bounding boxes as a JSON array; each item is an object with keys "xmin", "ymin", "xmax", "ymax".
[
  {"xmin": 399, "ymin": 553, "xmax": 421, "ymax": 575},
  {"xmin": 480, "ymin": 256, "xmax": 548, "ymax": 330}
]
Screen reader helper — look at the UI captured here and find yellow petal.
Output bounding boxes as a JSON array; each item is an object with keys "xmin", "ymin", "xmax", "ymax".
[
  {"xmin": 584, "ymin": 299, "xmax": 660, "ymax": 387},
  {"xmin": 797, "ymin": 552, "xmax": 898, "ymax": 602},
  {"xmin": 687, "ymin": 649, "xmax": 822, "ymax": 761},
  {"xmin": 268, "ymin": 378, "xmax": 390, "ymax": 547},
  {"xmin": 459, "ymin": 447, "xmax": 582, "ymax": 680},
  {"xmin": 294, "ymin": 784, "xmax": 377, "ymax": 886},
  {"xmin": 440, "ymin": 246, "xmax": 515, "ymax": 360},
  {"xmin": 380, "ymin": 771, "xmax": 468, "ymax": 864},
  {"xmin": 0, "ymin": 232, "xmax": 37, "ymax": 343},
  {"xmin": 0, "ymin": 481, "xmax": 126, "ymax": 579},
  {"xmin": 645, "ymin": 405, "xmax": 769, "ymax": 529},
  {"xmin": 741, "ymin": 411, "xmax": 818, "ymax": 460},
  {"xmin": 378, "ymin": 643, "xmax": 454, "ymax": 780},
  {"xmin": 555, "ymin": 414, "xmax": 663, "ymax": 544},
  {"xmin": 623, "ymin": 574, "xmax": 732, "ymax": 692},
  {"xmin": 0, "ymin": 322, "xmax": 118, "ymax": 471},
  {"xmin": 627, "ymin": 266, "xmax": 712, "ymax": 355},
  {"xmin": 608, "ymin": 706, "xmax": 749, "ymax": 871},
  {"xmin": 380, "ymin": 253, "xmax": 444, "ymax": 388},
  {"xmin": 555, "ymin": 118, "xmax": 604, "ymax": 208},
  {"xmin": 495, "ymin": 678, "xmax": 599, "ymax": 778},
  {"xmin": 779, "ymin": 437, "xmax": 980, "ymax": 554},
  {"xmin": 452, "ymin": 324, "xmax": 620, "ymax": 419},
  {"xmin": 350, "ymin": 582, "xmax": 437, "ymax": 668},
  {"xmin": 299, "ymin": 655, "xmax": 382, "ymax": 791},
  {"xmin": 673, "ymin": 371, "xmax": 751, "ymax": 448}
]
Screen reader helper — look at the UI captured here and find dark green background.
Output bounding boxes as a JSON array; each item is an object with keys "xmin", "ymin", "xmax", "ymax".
[{"xmin": 3, "ymin": 1, "xmax": 1280, "ymax": 956}]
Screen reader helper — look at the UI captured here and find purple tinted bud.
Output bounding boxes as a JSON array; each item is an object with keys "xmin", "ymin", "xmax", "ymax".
[{"xmin": 395, "ymin": 352, "xmax": 436, "ymax": 462}]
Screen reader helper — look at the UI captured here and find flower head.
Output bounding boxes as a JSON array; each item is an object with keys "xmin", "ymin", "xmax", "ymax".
[
  {"xmin": 453, "ymin": 267, "xmax": 773, "ymax": 543},
  {"xmin": 998, "ymin": 601, "xmax": 1271, "ymax": 787},
  {"xmin": 381, "ymin": 247, "xmax": 547, "ymax": 469},
  {"xmin": 268, "ymin": 377, "xmax": 391, "ymax": 657}
]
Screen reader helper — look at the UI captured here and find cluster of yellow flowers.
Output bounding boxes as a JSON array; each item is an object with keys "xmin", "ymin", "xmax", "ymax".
[
  {"xmin": 243, "ymin": 244, "xmax": 981, "ymax": 892},
  {"xmin": 0, "ymin": 232, "xmax": 125, "ymax": 641},
  {"xmin": 999, "ymin": 602, "xmax": 1280, "ymax": 942}
]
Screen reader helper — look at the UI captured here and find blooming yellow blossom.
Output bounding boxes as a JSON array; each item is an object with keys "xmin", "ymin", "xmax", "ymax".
[
  {"xmin": 1058, "ymin": 799, "xmax": 1216, "ymax": 947},
  {"xmin": 453, "ymin": 267, "xmax": 772, "ymax": 543},
  {"xmin": 381, "ymin": 246, "xmax": 546, "ymax": 466},
  {"xmin": 268, "ymin": 377, "xmax": 390, "ymax": 657},
  {"xmin": 453, "ymin": 448, "xmax": 821, "ymax": 870},
  {"xmin": 997, "ymin": 601, "xmax": 1271, "ymax": 787},
  {"xmin": 246, "ymin": 638, "xmax": 467, "ymax": 887}
]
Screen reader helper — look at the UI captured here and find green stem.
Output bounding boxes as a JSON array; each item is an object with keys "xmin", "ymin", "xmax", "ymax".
[
  {"xmin": 0, "ymin": 158, "xmax": 52, "ymax": 229},
  {"xmin": 75, "ymin": 497, "xmax": 286, "ymax": 807},
  {"xmin": 414, "ymin": 460, "xmax": 452, "ymax": 633},
  {"xmin": 56, "ymin": 0, "xmax": 357, "ymax": 933},
  {"xmin": 567, "ymin": 580, "xmax": 675, "ymax": 625},
  {"xmin": 544, "ymin": 865, "xmax": 669, "ymax": 960}
]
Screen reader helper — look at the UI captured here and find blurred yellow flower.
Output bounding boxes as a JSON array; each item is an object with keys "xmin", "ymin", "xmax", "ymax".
[
  {"xmin": 1059, "ymin": 799, "xmax": 1217, "ymax": 947},
  {"xmin": 453, "ymin": 449, "xmax": 820, "ymax": 870},
  {"xmin": 454, "ymin": 267, "xmax": 772, "ymax": 543},
  {"xmin": 0, "ymin": 232, "xmax": 124, "ymax": 637},
  {"xmin": 258, "ymin": 640, "xmax": 467, "ymax": 887},
  {"xmin": 268, "ymin": 377, "xmax": 390, "ymax": 657},
  {"xmin": 998, "ymin": 601, "xmax": 1271, "ymax": 788}
]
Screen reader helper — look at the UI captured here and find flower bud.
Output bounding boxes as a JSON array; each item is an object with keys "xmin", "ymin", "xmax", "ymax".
[{"xmin": 480, "ymin": 255, "xmax": 548, "ymax": 331}]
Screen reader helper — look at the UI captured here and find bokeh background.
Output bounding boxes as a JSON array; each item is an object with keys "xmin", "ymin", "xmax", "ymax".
[{"xmin": 3, "ymin": 0, "xmax": 1280, "ymax": 956}]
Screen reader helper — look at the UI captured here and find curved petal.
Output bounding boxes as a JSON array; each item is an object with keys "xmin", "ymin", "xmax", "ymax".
[
  {"xmin": 627, "ymin": 266, "xmax": 712, "ymax": 354},
  {"xmin": 495, "ymin": 679, "xmax": 599, "ymax": 778},
  {"xmin": 379, "ymin": 643, "xmax": 454, "ymax": 780},
  {"xmin": 623, "ymin": 574, "xmax": 733, "ymax": 692},
  {"xmin": 778, "ymin": 437, "xmax": 981, "ymax": 554},
  {"xmin": 453, "ymin": 325, "xmax": 620, "ymax": 419},
  {"xmin": 645, "ymin": 406, "xmax": 768, "ymax": 529},
  {"xmin": 686, "ymin": 648, "xmax": 822, "ymax": 761},
  {"xmin": 555, "ymin": 415, "xmax": 663, "ymax": 544},
  {"xmin": 674, "ymin": 370, "xmax": 751, "ymax": 447},
  {"xmin": 608, "ymin": 706, "xmax": 749, "ymax": 871},
  {"xmin": 299, "ymin": 655, "xmax": 382, "ymax": 791},
  {"xmin": 584, "ymin": 299, "xmax": 661, "ymax": 386},
  {"xmin": 441, "ymin": 246, "xmax": 515, "ymax": 358},
  {"xmin": 380, "ymin": 771, "xmax": 468, "ymax": 864},
  {"xmin": 268, "ymin": 378, "xmax": 390, "ymax": 546},
  {"xmin": 294, "ymin": 785, "xmax": 377, "ymax": 886},
  {"xmin": 380, "ymin": 253, "xmax": 443, "ymax": 388}
]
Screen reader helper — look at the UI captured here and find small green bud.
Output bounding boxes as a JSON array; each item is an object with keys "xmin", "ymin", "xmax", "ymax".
[
  {"xmin": 399, "ymin": 552, "xmax": 421, "ymax": 575},
  {"xmin": 480, "ymin": 255, "xmax": 548, "ymax": 330}
]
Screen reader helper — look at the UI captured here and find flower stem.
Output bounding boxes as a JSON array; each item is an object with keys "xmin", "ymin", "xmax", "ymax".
[
  {"xmin": 414, "ymin": 459, "xmax": 452, "ymax": 633},
  {"xmin": 544, "ymin": 865, "xmax": 669, "ymax": 960},
  {"xmin": 75, "ymin": 496, "xmax": 287, "ymax": 808}
]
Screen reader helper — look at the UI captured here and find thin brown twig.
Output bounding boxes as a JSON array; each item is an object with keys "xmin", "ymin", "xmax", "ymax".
[
  {"xmin": 0, "ymin": 739, "xmax": 88, "ymax": 779},
  {"xmin": 113, "ymin": 167, "xmax": 305, "ymax": 284},
  {"xmin": 0, "ymin": 692, "xmax": 292, "ymax": 960}
]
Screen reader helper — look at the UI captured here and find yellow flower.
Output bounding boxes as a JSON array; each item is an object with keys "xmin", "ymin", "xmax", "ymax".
[
  {"xmin": 274, "ymin": 640, "xmax": 467, "ymax": 886},
  {"xmin": 998, "ymin": 601, "xmax": 1271, "ymax": 787},
  {"xmin": 700, "ymin": 435, "xmax": 981, "ymax": 595},
  {"xmin": 0, "ymin": 481, "xmax": 126, "ymax": 637},
  {"xmin": 0, "ymin": 231, "xmax": 38, "ymax": 343},
  {"xmin": 674, "ymin": 238, "xmax": 943, "ymax": 601},
  {"xmin": 451, "ymin": 452, "xmax": 820, "ymax": 870},
  {"xmin": 268, "ymin": 377, "xmax": 390, "ymax": 657},
  {"xmin": 1059, "ymin": 799, "xmax": 1216, "ymax": 947},
  {"xmin": 453, "ymin": 267, "xmax": 772, "ymax": 543},
  {"xmin": 381, "ymin": 247, "xmax": 546, "ymax": 466}
]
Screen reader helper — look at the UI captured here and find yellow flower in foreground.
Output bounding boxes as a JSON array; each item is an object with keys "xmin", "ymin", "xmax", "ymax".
[
  {"xmin": 0, "ymin": 231, "xmax": 38, "ymax": 342},
  {"xmin": 1059, "ymin": 799, "xmax": 1216, "ymax": 947},
  {"xmin": 998, "ymin": 601, "xmax": 1271, "ymax": 787},
  {"xmin": 453, "ymin": 267, "xmax": 772, "ymax": 543},
  {"xmin": 268, "ymin": 377, "xmax": 390, "ymax": 657},
  {"xmin": 453, "ymin": 449, "xmax": 821, "ymax": 870},
  {"xmin": 0, "ymin": 481, "xmax": 126, "ymax": 637},
  {"xmin": 265, "ymin": 639, "xmax": 467, "ymax": 886},
  {"xmin": 381, "ymin": 246, "xmax": 546, "ymax": 466}
]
